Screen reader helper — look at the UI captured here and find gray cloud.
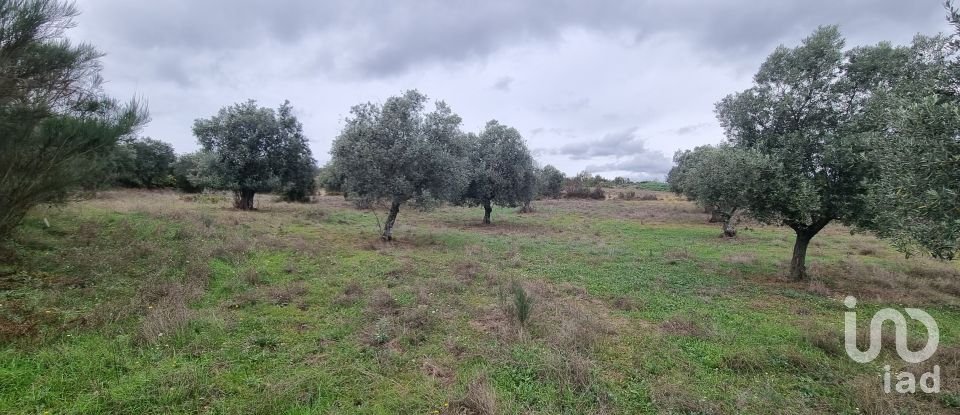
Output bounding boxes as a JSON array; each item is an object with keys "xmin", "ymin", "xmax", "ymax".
[
  {"xmin": 540, "ymin": 97, "xmax": 590, "ymax": 114},
  {"xmin": 492, "ymin": 76, "xmax": 513, "ymax": 91},
  {"xmin": 672, "ymin": 122, "xmax": 711, "ymax": 135},
  {"xmin": 584, "ymin": 153, "xmax": 673, "ymax": 179},
  {"xmin": 69, "ymin": 0, "xmax": 949, "ymax": 180},
  {"xmin": 545, "ymin": 127, "xmax": 673, "ymax": 177},
  {"xmin": 550, "ymin": 127, "xmax": 650, "ymax": 160},
  {"xmin": 75, "ymin": 0, "xmax": 943, "ymax": 82}
]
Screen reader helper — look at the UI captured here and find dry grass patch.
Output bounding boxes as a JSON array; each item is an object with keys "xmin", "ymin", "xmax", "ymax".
[
  {"xmin": 805, "ymin": 324, "xmax": 932, "ymax": 360},
  {"xmin": 610, "ymin": 294, "xmax": 643, "ymax": 311},
  {"xmin": 726, "ymin": 252, "xmax": 759, "ymax": 265},
  {"xmin": 543, "ymin": 350, "xmax": 596, "ymax": 395},
  {"xmin": 847, "ymin": 374, "xmax": 934, "ymax": 415},
  {"xmin": 263, "ymin": 281, "xmax": 309, "ymax": 306},
  {"xmin": 468, "ymin": 305, "xmax": 515, "ymax": 341},
  {"xmin": 809, "ymin": 259, "xmax": 960, "ymax": 306},
  {"xmin": 333, "ymin": 281, "xmax": 364, "ymax": 307},
  {"xmin": 905, "ymin": 345, "xmax": 960, "ymax": 396},
  {"xmin": 806, "ymin": 280, "xmax": 833, "ymax": 297},
  {"xmin": 663, "ymin": 248, "xmax": 695, "ymax": 265},
  {"xmin": 421, "ymin": 358, "xmax": 455, "ymax": 386},
  {"xmin": 139, "ymin": 282, "xmax": 198, "ymax": 343},
  {"xmin": 453, "ymin": 260, "xmax": 484, "ymax": 285},
  {"xmin": 446, "ymin": 374, "xmax": 498, "ymax": 415},
  {"xmin": 650, "ymin": 378, "xmax": 724, "ymax": 414},
  {"xmin": 658, "ymin": 314, "xmax": 714, "ymax": 339},
  {"xmin": 720, "ymin": 352, "xmax": 770, "ymax": 373},
  {"xmin": 369, "ymin": 288, "xmax": 399, "ymax": 315}
]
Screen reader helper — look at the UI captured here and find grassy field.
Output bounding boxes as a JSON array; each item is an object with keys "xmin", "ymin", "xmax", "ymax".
[{"xmin": 1, "ymin": 190, "xmax": 958, "ymax": 414}]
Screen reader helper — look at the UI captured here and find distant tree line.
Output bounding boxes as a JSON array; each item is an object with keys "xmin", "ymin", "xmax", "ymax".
[
  {"xmin": 669, "ymin": 10, "xmax": 960, "ymax": 279},
  {"xmin": 81, "ymin": 100, "xmax": 319, "ymax": 211}
]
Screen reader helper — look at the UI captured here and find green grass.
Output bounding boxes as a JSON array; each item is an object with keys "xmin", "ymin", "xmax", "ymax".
[{"xmin": 1, "ymin": 190, "xmax": 958, "ymax": 414}]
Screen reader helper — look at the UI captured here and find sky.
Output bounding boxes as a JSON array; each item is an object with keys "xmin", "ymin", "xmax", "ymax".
[{"xmin": 69, "ymin": 0, "xmax": 950, "ymax": 181}]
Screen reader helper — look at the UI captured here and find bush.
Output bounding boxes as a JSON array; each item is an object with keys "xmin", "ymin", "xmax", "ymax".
[
  {"xmin": 0, "ymin": 0, "xmax": 147, "ymax": 240},
  {"xmin": 589, "ymin": 186, "xmax": 605, "ymax": 200},
  {"xmin": 113, "ymin": 137, "xmax": 177, "ymax": 188}
]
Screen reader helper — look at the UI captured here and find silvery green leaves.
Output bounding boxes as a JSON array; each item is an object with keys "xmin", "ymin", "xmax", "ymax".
[
  {"xmin": 458, "ymin": 120, "xmax": 537, "ymax": 223},
  {"xmin": 867, "ymin": 96, "xmax": 960, "ymax": 260},
  {"xmin": 711, "ymin": 23, "xmax": 960, "ymax": 274},
  {"xmin": 536, "ymin": 165, "xmax": 566, "ymax": 199},
  {"xmin": 328, "ymin": 90, "xmax": 471, "ymax": 239},
  {"xmin": 192, "ymin": 100, "xmax": 315, "ymax": 209},
  {"xmin": 667, "ymin": 145, "xmax": 773, "ymax": 237},
  {"xmin": 714, "ymin": 26, "xmax": 909, "ymax": 279}
]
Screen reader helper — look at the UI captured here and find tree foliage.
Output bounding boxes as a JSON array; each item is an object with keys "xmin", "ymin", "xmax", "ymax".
[
  {"xmin": 328, "ymin": 90, "xmax": 469, "ymax": 240},
  {"xmin": 861, "ymin": 22, "xmax": 960, "ymax": 259},
  {"xmin": 0, "ymin": 0, "xmax": 148, "ymax": 240},
  {"xmin": 275, "ymin": 101, "xmax": 317, "ymax": 202},
  {"xmin": 714, "ymin": 26, "xmax": 916, "ymax": 280},
  {"xmin": 113, "ymin": 137, "xmax": 176, "ymax": 188},
  {"xmin": 458, "ymin": 120, "xmax": 536, "ymax": 223},
  {"xmin": 172, "ymin": 151, "xmax": 214, "ymax": 193},
  {"xmin": 537, "ymin": 164, "xmax": 565, "ymax": 199},
  {"xmin": 192, "ymin": 100, "xmax": 314, "ymax": 209},
  {"xmin": 667, "ymin": 145, "xmax": 772, "ymax": 237}
]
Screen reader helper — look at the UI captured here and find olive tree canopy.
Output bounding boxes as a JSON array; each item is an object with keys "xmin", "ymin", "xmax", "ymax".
[
  {"xmin": 328, "ymin": 90, "xmax": 469, "ymax": 240},
  {"xmin": 192, "ymin": 100, "xmax": 314, "ymax": 209},
  {"xmin": 537, "ymin": 165, "xmax": 565, "ymax": 199},
  {"xmin": 457, "ymin": 120, "xmax": 536, "ymax": 224},
  {"xmin": 715, "ymin": 26, "xmax": 906, "ymax": 280},
  {"xmin": 862, "ymin": 28, "xmax": 960, "ymax": 260},
  {"xmin": 667, "ymin": 145, "xmax": 773, "ymax": 237}
]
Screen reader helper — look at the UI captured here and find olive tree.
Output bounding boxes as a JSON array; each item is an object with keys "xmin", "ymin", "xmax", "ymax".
[
  {"xmin": 458, "ymin": 121, "xmax": 537, "ymax": 224},
  {"xmin": 276, "ymin": 101, "xmax": 317, "ymax": 202},
  {"xmin": 537, "ymin": 164, "xmax": 565, "ymax": 199},
  {"xmin": 172, "ymin": 151, "xmax": 215, "ymax": 193},
  {"xmin": 192, "ymin": 100, "xmax": 314, "ymax": 209},
  {"xmin": 328, "ymin": 90, "xmax": 469, "ymax": 240},
  {"xmin": 863, "ymin": 28, "xmax": 960, "ymax": 260},
  {"xmin": 0, "ymin": 0, "xmax": 147, "ymax": 240},
  {"xmin": 667, "ymin": 145, "xmax": 772, "ymax": 237},
  {"xmin": 715, "ymin": 26, "xmax": 906, "ymax": 280}
]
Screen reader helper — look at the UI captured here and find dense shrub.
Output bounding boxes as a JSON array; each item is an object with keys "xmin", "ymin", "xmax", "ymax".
[
  {"xmin": 113, "ymin": 137, "xmax": 177, "ymax": 188},
  {"xmin": 0, "ymin": 0, "xmax": 147, "ymax": 240}
]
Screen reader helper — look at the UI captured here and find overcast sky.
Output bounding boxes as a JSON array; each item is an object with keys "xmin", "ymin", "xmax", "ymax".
[{"xmin": 70, "ymin": 1, "xmax": 950, "ymax": 181}]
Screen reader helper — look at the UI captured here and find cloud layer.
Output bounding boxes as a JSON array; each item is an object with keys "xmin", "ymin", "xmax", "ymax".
[{"xmin": 71, "ymin": 0, "xmax": 949, "ymax": 179}]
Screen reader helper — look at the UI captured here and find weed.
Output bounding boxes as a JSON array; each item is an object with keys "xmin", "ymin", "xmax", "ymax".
[
  {"xmin": 371, "ymin": 316, "xmax": 393, "ymax": 346},
  {"xmin": 510, "ymin": 280, "xmax": 533, "ymax": 329}
]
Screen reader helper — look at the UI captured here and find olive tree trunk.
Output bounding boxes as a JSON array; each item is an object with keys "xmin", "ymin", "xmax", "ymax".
[
  {"xmin": 788, "ymin": 219, "xmax": 831, "ymax": 281},
  {"xmin": 482, "ymin": 200, "xmax": 492, "ymax": 224},
  {"xmin": 720, "ymin": 208, "xmax": 737, "ymax": 238},
  {"xmin": 382, "ymin": 200, "xmax": 401, "ymax": 241},
  {"xmin": 233, "ymin": 189, "xmax": 256, "ymax": 210}
]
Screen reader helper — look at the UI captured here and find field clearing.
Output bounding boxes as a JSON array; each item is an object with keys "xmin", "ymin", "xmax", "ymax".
[{"xmin": 1, "ymin": 190, "xmax": 958, "ymax": 414}]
